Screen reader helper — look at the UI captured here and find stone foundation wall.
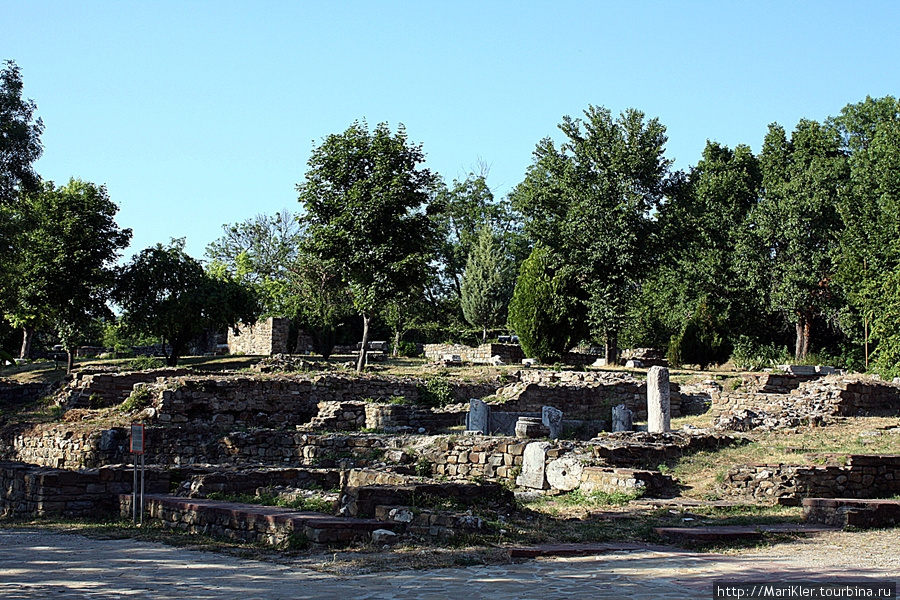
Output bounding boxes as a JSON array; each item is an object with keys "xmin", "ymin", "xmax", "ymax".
[
  {"xmin": 719, "ymin": 454, "xmax": 900, "ymax": 503},
  {"xmin": 363, "ymin": 404, "xmax": 466, "ymax": 433},
  {"xmin": 489, "ymin": 371, "xmax": 682, "ymax": 421},
  {"xmin": 144, "ymin": 373, "xmax": 499, "ymax": 430},
  {"xmin": 0, "ymin": 380, "xmax": 53, "ymax": 405},
  {"xmin": 740, "ymin": 373, "xmax": 820, "ymax": 394},
  {"xmin": 711, "ymin": 376, "xmax": 900, "ymax": 420},
  {"xmin": 180, "ymin": 467, "xmax": 341, "ymax": 497},
  {"xmin": 59, "ymin": 368, "xmax": 192, "ymax": 408},
  {"xmin": 423, "ymin": 343, "xmax": 525, "ymax": 364},
  {"xmin": 0, "ymin": 460, "xmax": 169, "ymax": 518},
  {"xmin": 227, "ymin": 317, "xmax": 291, "ymax": 356}
]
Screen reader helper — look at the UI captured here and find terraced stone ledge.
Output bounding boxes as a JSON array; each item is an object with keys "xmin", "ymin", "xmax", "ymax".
[{"xmin": 119, "ymin": 494, "xmax": 396, "ymax": 546}]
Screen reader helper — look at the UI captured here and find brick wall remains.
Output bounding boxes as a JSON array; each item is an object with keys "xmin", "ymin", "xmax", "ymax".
[{"xmin": 227, "ymin": 317, "xmax": 291, "ymax": 356}]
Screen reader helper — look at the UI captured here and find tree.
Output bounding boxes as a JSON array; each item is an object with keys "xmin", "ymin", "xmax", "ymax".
[
  {"xmin": 4, "ymin": 179, "xmax": 131, "ymax": 371},
  {"xmin": 639, "ymin": 142, "xmax": 762, "ymax": 362},
  {"xmin": 116, "ymin": 240, "xmax": 260, "ymax": 366},
  {"xmin": 460, "ymin": 224, "xmax": 514, "ymax": 342},
  {"xmin": 205, "ymin": 210, "xmax": 304, "ymax": 284},
  {"xmin": 507, "ymin": 246, "xmax": 588, "ymax": 362},
  {"xmin": 831, "ymin": 96, "xmax": 900, "ymax": 370},
  {"xmin": 510, "ymin": 105, "xmax": 671, "ymax": 363},
  {"xmin": 737, "ymin": 121, "xmax": 848, "ymax": 361},
  {"xmin": 286, "ymin": 253, "xmax": 353, "ymax": 359},
  {"xmin": 0, "ymin": 60, "xmax": 43, "ymax": 205},
  {"xmin": 296, "ymin": 120, "xmax": 441, "ymax": 372}
]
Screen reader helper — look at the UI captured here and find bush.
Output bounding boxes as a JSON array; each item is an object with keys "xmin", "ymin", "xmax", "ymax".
[
  {"xmin": 417, "ymin": 376, "xmax": 454, "ymax": 407},
  {"xmin": 129, "ymin": 356, "xmax": 165, "ymax": 370},
  {"xmin": 507, "ymin": 247, "xmax": 586, "ymax": 363},
  {"xmin": 730, "ymin": 336, "xmax": 790, "ymax": 371}
]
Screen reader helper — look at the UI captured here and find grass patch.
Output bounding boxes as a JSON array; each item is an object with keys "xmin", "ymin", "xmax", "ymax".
[{"xmin": 205, "ymin": 492, "xmax": 335, "ymax": 513}]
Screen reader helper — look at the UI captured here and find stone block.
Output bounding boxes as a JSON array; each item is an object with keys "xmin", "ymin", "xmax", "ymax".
[{"xmin": 516, "ymin": 441, "xmax": 551, "ymax": 490}]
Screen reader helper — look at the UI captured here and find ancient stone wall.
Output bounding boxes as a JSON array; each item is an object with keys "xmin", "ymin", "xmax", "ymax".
[
  {"xmin": 0, "ymin": 460, "xmax": 169, "ymax": 518},
  {"xmin": 227, "ymin": 317, "xmax": 291, "ymax": 356},
  {"xmin": 489, "ymin": 371, "xmax": 682, "ymax": 421},
  {"xmin": 719, "ymin": 454, "xmax": 900, "ymax": 504},
  {"xmin": 711, "ymin": 376, "xmax": 900, "ymax": 422},
  {"xmin": 59, "ymin": 368, "xmax": 192, "ymax": 408},
  {"xmin": 423, "ymin": 343, "xmax": 525, "ymax": 364},
  {"xmin": 141, "ymin": 373, "xmax": 497, "ymax": 430},
  {"xmin": 0, "ymin": 380, "xmax": 53, "ymax": 405}
]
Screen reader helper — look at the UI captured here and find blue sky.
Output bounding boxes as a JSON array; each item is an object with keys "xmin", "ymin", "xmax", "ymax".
[{"xmin": 4, "ymin": 1, "xmax": 899, "ymax": 260}]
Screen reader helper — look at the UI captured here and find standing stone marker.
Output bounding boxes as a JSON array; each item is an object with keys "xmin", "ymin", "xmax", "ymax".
[
  {"xmin": 516, "ymin": 441, "xmax": 551, "ymax": 489},
  {"xmin": 612, "ymin": 404, "xmax": 633, "ymax": 432},
  {"xmin": 466, "ymin": 399, "xmax": 490, "ymax": 434},
  {"xmin": 541, "ymin": 406, "xmax": 563, "ymax": 439},
  {"xmin": 647, "ymin": 365, "xmax": 671, "ymax": 433}
]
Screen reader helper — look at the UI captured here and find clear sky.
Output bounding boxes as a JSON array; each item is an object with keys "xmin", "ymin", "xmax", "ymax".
[{"xmin": 4, "ymin": 1, "xmax": 899, "ymax": 261}]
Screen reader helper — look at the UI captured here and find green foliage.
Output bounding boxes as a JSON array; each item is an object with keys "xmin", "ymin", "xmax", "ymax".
[
  {"xmin": 510, "ymin": 105, "xmax": 671, "ymax": 361},
  {"xmin": 461, "ymin": 225, "xmax": 514, "ymax": 342},
  {"xmin": 120, "ymin": 386, "xmax": 153, "ymax": 413},
  {"xmin": 872, "ymin": 268, "xmax": 900, "ymax": 378},
  {"xmin": 730, "ymin": 336, "xmax": 791, "ymax": 371},
  {"xmin": 417, "ymin": 376, "xmax": 454, "ymax": 408},
  {"xmin": 415, "ymin": 456, "xmax": 433, "ymax": 477},
  {"xmin": 507, "ymin": 246, "xmax": 586, "ymax": 362},
  {"xmin": 205, "ymin": 492, "xmax": 334, "ymax": 514},
  {"xmin": 115, "ymin": 240, "xmax": 260, "ymax": 367},
  {"xmin": 669, "ymin": 299, "xmax": 731, "ymax": 370},
  {"xmin": 129, "ymin": 356, "xmax": 166, "ymax": 371},
  {"xmin": 297, "ymin": 120, "xmax": 442, "ymax": 372},
  {"xmin": 0, "ymin": 60, "xmax": 44, "ymax": 205},
  {"xmin": 4, "ymin": 179, "xmax": 132, "ymax": 368},
  {"xmin": 392, "ymin": 340, "xmax": 419, "ymax": 357}
]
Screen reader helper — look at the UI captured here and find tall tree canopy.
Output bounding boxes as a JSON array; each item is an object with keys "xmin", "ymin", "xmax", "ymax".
[
  {"xmin": 116, "ymin": 240, "xmax": 259, "ymax": 366},
  {"xmin": 460, "ymin": 224, "xmax": 514, "ymax": 342},
  {"xmin": 296, "ymin": 120, "xmax": 442, "ymax": 371},
  {"xmin": 738, "ymin": 121, "xmax": 849, "ymax": 361},
  {"xmin": 0, "ymin": 60, "xmax": 43, "ymax": 206},
  {"xmin": 510, "ymin": 105, "xmax": 671, "ymax": 362},
  {"xmin": 5, "ymin": 179, "xmax": 131, "ymax": 370}
]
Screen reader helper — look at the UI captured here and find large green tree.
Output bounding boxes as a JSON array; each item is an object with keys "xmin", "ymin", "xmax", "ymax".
[
  {"xmin": 460, "ymin": 224, "xmax": 514, "ymax": 343},
  {"xmin": 0, "ymin": 60, "xmax": 43, "ymax": 206},
  {"xmin": 510, "ymin": 105, "xmax": 671, "ymax": 363},
  {"xmin": 642, "ymin": 142, "xmax": 762, "ymax": 365},
  {"xmin": 296, "ymin": 120, "xmax": 442, "ymax": 372},
  {"xmin": 737, "ymin": 121, "xmax": 849, "ymax": 361},
  {"xmin": 116, "ymin": 240, "xmax": 260, "ymax": 366},
  {"xmin": 5, "ymin": 179, "xmax": 131, "ymax": 370},
  {"xmin": 831, "ymin": 96, "xmax": 900, "ymax": 371}
]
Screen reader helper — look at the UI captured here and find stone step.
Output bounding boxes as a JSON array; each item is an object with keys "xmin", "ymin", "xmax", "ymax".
[
  {"xmin": 653, "ymin": 523, "xmax": 839, "ymax": 543},
  {"xmin": 802, "ymin": 498, "xmax": 900, "ymax": 529},
  {"xmin": 121, "ymin": 494, "xmax": 395, "ymax": 545}
]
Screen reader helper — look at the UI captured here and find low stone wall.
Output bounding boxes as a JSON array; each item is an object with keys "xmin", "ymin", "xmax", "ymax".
[
  {"xmin": 740, "ymin": 373, "xmax": 820, "ymax": 394},
  {"xmin": 179, "ymin": 467, "xmax": 341, "ymax": 498},
  {"xmin": 0, "ymin": 460, "xmax": 169, "ymax": 518},
  {"xmin": 423, "ymin": 343, "xmax": 525, "ymax": 364},
  {"xmin": 59, "ymin": 368, "xmax": 192, "ymax": 408},
  {"xmin": 0, "ymin": 380, "xmax": 53, "ymax": 405},
  {"xmin": 719, "ymin": 454, "xmax": 900, "ymax": 504},
  {"xmin": 340, "ymin": 480, "xmax": 515, "ymax": 518},
  {"xmin": 0, "ymin": 423, "xmax": 395, "ymax": 469},
  {"xmin": 227, "ymin": 317, "xmax": 291, "ymax": 356},
  {"xmin": 144, "ymin": 373, "xmax": 499, "ymax": 430},
  {"xmin": 712, "ymin": 376, "xmax": 900, "ymax": 426},
  {"xmin": 363, "ymin": 404, "xmax": 466, "ymax": 433},
  {"xmin": 489, "ymin": 371, "xmax": 682, "ymax": 421},
  {"xmin": 579, "ymin": 467, "xmax": 675, "ymax": 497}
]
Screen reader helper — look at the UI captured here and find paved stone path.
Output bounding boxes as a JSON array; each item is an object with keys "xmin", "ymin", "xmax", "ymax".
[{"xmin": 0, "ymin": 528, "xmax": 896, "ymax": 599}]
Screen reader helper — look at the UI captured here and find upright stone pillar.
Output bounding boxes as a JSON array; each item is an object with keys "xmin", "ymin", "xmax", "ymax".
[
  {"xmin": 647, "ymin": 366, "xmax": 671, "ymax": 433},
  {"xmin": 612, "ymin": 404, "xmax": 633, "ymax": 432}
]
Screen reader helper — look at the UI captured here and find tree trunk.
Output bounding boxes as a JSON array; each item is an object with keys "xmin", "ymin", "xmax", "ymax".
[
  {"xmin": 20, "ymin": 326, "xmax": 34, "ymax": 360},
  {"xmin": 794, "ymin": 314, "xmax": 812, "ymax": 362},
  {"xmin": 604, "ymin": 330, "xmax": 618, "ymax": 366},
  {"xmin": 393, "ymin": 329, "xmax": 400, "ymax": 358},
  {"xmin": 482, "ymin": 326, "xmax": 487, "ymax": 345},
  {"xmin": 356, "ymin": 313, "xmax": 370, "ymax": 373},
  {"xmin": 66, "ymin": 350, "xmax": 74, "ymax": 375}
]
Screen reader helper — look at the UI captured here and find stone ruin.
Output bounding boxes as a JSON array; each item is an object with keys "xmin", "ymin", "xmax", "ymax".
[{"xmin": 5, "ymin": 359, "xmax": 900, "ymax": 547}]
